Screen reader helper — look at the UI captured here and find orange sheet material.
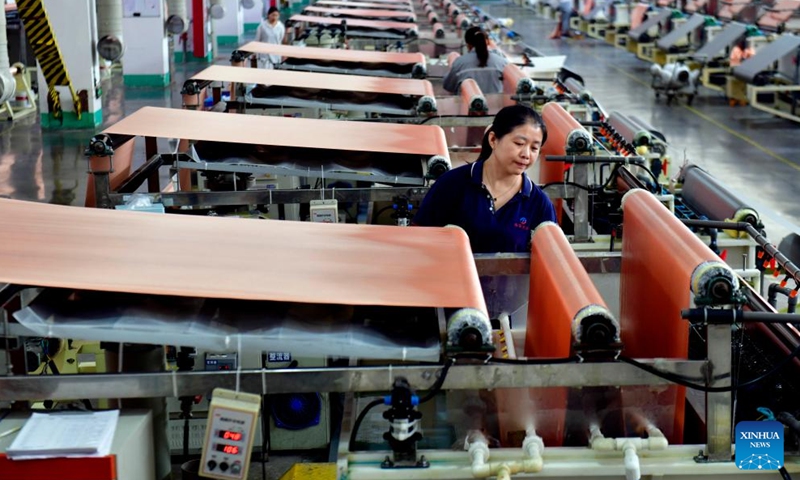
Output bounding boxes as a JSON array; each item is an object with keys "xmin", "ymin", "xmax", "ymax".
[
  {"xmin": 620, "ymin": 189, "xmax": 725, "ymax": 444},
  {"xmin": 191, "ymin": 65, "xmax": 435, "ymax": 97},
  {"xmin": 758, "ymin": 0, "xmax": 800, "ymax": 28},
  {"xmin": 447, "ymin": 51, "xmax": 461, "ymax": 66},
  {"xmin": 0, "ymin": 198, "xmax": 488, "ymax": 311},
  {"xmin": 304, "ymin": 5, "xmax": 416, "ymax": 20},
  {"xmin": 103, "ymin": 107, "xmax": 449, "ymax": 158},
  {"xmin": 539, "ymin": 102, "xmax": 585, "ymax": 225},
  {"xmin": 719, "ymin": 0, "xmax": 751, "ymax": 19},
  {"xmin": 334, "ymin": 0, "xmax": 411, "ymax": 4},
  {"xmin": 630, "ymin": 3, "xmax": 649, "ymax": 30},
  {"xmin": 289, "ymin": 14, "xmax": 418, "ymax": 32},
  {"xmin": 459, "ymin": 79, "xmax": 487, "ymax": 115},
  {"xmin": 502, "ymin": 63, "xmax": 527, "ymax": 95},
  {"xmin": 238, "ymin": 41, "xmax": 425, "ymax": 66},
  {"xmin": 316, "ymin": 0, "xmax": 413, "ymax": 9},
  {"xmin": 523, "ymin": 222, "xmax": 615, "ymax": 447}
]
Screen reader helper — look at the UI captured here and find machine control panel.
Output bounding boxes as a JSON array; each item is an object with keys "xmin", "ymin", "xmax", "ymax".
[{"xmin": 200, "ymin": 388, "xmax": 261, "ymax": 480}]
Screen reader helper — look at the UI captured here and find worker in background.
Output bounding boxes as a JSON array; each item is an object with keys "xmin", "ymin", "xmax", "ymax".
[
  {"xmin": 255, "ymin": 6, "xmax": 286, "ymax": 69},
  {"xmin": 443, "ymin": 27, "xmax": 509, "ymax": 94},
  {"xmin": 549, "ymin": 0, "xmax": 574, "ymax": 39},
  {"xmin": 730, "ymin": 38, "xmax": 755, "ymax": 67},
  {"xmin": 412, "ymin": 105, "xmax": 558, "ymax": 253}
]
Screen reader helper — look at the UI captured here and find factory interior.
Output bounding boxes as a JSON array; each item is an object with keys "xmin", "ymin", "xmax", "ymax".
[{"xmin": 3, "ymin": 0, "xmax": 800, "ymax": 478}]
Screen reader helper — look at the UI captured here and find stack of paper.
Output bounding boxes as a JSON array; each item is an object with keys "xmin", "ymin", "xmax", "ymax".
[{"xmin": 6, "ymin": 410, "xmax": 119, "ymax": 460}]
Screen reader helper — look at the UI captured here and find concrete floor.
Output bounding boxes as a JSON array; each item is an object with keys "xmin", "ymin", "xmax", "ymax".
[{"xmin": 3, "ymin": 3, "xmax": 800, "ymax": 479}]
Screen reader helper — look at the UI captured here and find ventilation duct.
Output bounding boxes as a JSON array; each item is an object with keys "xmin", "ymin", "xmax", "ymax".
[
  {"xmin": 96, "ymin": 0, "xmax": 125, "ymax": 61},
  {"xmin": 0, "ymin": 8, "xmax": 16, "ymax": 104},
  {"xmin": 167, "ymin": 0, "xmax": 190, "ymax": 34}
]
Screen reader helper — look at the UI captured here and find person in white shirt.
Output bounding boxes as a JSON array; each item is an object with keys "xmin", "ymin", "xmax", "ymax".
[{"xmin": 254, "ymin": 6, "xmax": 286, "ymax": 69}]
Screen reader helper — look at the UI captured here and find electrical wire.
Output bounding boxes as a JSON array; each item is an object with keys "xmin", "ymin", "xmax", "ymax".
[
  {"xmin": 348, "ymin": 397, "xmax": 385, "ymax": 452},
  {"xmin": 619, "ymin": 338, "xmax": 800, "ymax": 392},
  {"xmin": 780, "ymin": 466, "xmax": 793, "ymax": 480}
]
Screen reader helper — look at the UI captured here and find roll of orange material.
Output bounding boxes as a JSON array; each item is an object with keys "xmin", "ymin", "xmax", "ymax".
[
  {"xmin": 423, "ymin": 2, "xmax": 433, "ymax": 13},
  {"xmin": 620, "ymin": 189, "xmax": 736, "ymax": 444},
  {"xmin": 539, "ymin": 102, "xmax": 586, "ymax": 225},
  {"xmin": 493, "ymin": 328, "xmax": 537, "ymax": 447},
  {"xmin": 447, "ymin": 51, "xmax": 461, "ymax": 67},
  {"xmin": 455, "ymin": 13, "xmax": 469, "ymax": 29},
  {"xmin": 428, "ymin": 10, "xmax": 440, "ymax": 24},
  {"xmin": 433, "ymin": 21, "xmax": 445, "ymax": 37},
  {"xmin": 502, "ymin": 63, "xmax": 532, "ymax": 95},
  {"xmin": 523, "ymin": 222, "xmax": 618, "ymax": 447},
  {"xmin": 459, "ymin": 79, "xmax": 487, "ymax": 115}
]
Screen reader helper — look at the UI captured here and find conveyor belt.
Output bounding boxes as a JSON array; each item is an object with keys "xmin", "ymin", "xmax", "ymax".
[
  {"xmin": 758, "ymin": 0, "xmax": 800, "ymax": 31},
  {"xmin": 236, "ymin": 41, "xmax": 426, "ymax": 77},
  {"xmin": 690, "ymin": 22, "xmax": 747, "ymax": 62},
  {"xmin": 304, "ymin": 5, "xmax": 416, "ymax": 21},
  {"xmin": 316, "ymin": 0, "xmax": 413, "ymax": 10},
  {"xmin": 620, "ymin": 189, "xmax": 735, "ymax": 443},
  {"xmin": 502, "ymin": 63, "xmax": 535, "ymax": 95},
  {"xmin": 655, "ymin": 13, "xmax": 705, "ymax": 51},
  {"xmin": 289, "ymin": 14, "xmax": 418, "ymax": 38},
  {"xmin": 0, "ymin": 198, "xmax": 487, "ymax": 310},
  {"xmin": 733, "ymin": 34, "xmax": 800, "ymax": 84},
  {"xmin": 191, "ymin": 65, "xmax": 435, "ymax": 98},
  {"xmin": 523, "ymin": 222, "xmax": 619, "ymax": 447},
  {"xmin": 627, "ymin": 9, "xmax": 672, "ymax": 43}
]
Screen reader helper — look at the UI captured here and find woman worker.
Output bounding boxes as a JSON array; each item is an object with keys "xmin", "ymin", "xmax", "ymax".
[
  {"xmin": 443, "ymin": 27, "xmax": 509, "ymax": 94},
  {"xmin": 255, "ymin": 6, "xmax": 286, "ymax": 69},
  {"xmin": 412, "ymin": 104, "xmax": 558, "ymax": 253}
]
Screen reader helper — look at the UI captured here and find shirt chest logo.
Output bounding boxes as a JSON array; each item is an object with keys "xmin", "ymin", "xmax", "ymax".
[{"xmin": 514, "ymin": 217, "xmax": 529, "ymax": 230}]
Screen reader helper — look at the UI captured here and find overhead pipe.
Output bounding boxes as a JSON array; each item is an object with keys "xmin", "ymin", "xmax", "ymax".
[
  {"xmin": 0, "ymin": 6, "xmax": 15, "ymax": 104},
  {"xmin": 96, "ymin": 0, "xmax": 125, "ymax": 61},
  {"xmin": 167, "ymin": 0, "xmax": 190, "ymax": 34}
]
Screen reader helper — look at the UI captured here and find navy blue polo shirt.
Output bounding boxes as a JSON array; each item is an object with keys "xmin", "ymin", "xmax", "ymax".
[{"xmin": 412, "ymin": 160, "xmax": 558, "ymax": 253}]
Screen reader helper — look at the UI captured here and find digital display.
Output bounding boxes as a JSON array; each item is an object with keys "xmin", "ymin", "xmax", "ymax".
[
  {"xmin": 215, "ymin": 443, "xmax": 240, "ymax": 455},
  {"xmin": 216, "ymin": 430, "xmax": 243, "ymax": 442}
]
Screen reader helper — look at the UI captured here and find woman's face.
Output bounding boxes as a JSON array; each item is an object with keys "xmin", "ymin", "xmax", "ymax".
[
  {"xmin": 268, "ymin": 11, "xmax": 280, "ymax": 23},
  {"xmin": 488, "ymin": 122, "xmax": 543, "ymax": 176}
]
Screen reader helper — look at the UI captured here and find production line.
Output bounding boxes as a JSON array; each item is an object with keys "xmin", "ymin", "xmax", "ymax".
[
  {"xmin": 182, "ymin": 65, "xmax": 438, "ymax": 118},
  {"xmin": 302, "ymin": 5, "xmax": 418, "ymax": 21},
  {"xmin": 287, "ymin": 14, "xmax": 419, "ymax": 47},
  {"xmin": 232, "ymin": 42, "xmax": 428, "ymax": 78},
  {"xmin": 8, "ymin": 4, "xmax": 800, "ymax": 480},
  {"xmin": 83, "ymin": 106, "xmax": 452, "ymax": 213},
  {"xmin": 315, "ymin": 0, "xmax": 415, "ymax": 9}
]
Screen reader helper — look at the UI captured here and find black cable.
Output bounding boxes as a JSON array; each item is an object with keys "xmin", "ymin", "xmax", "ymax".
[
  {"xmin": 541, "ymin": 181, "xmax": 605, "ymax": 193},
  {"xmin": 418, "ymin": 357, "xmax": 455, "ymax": 404},
  {"xmin": 620, "ymin": 339, "xmax": 800, "ymax": 392},
  {"xmin": 780, "ymin": 466, "xmax": 793, "ymax": 480},
  {"xmin": 348, "ymin": 397, "xmax": 385, "ymax": 452}
]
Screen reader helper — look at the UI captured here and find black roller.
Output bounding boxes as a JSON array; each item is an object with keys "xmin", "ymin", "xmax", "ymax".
[
  {"xmin": 607, "ymin": 111, "xmax": 652, "ymax": 147},
  {"xmin": 681, "ymin": 164, "xmax": 760, "ymax": 227}
]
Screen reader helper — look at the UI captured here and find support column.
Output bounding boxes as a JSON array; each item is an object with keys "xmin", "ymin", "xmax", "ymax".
[
  {"xmin": 244, "ymin": 0, "xmax": 264, "ymax": 33},
  {"xmin": 121, "ymin": 0, "xmax": 170, "ymax": 87},
  {"xmin": 184, "ymin": 0, "xmax": 213, "ymax": 62},
  {"xmin": 213, "ymin": 0, "xmax": 245, "ymax": 46},
  {"xmin": 36, "ymin": 0, "xmax": 103, "ymax": 129}
]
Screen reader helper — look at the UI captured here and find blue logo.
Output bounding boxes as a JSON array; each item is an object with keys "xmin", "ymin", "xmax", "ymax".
[
  {"xmin": 519, "ymin": 217, "xmax": 527, "ymax": 224},
  {"xmin": 735, "ymin": 421, "xmax": 783, "ymax": 470}
]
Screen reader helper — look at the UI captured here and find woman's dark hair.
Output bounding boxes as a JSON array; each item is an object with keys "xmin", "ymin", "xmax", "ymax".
[
  {"xmin": 464, "ymin": 26, "xmax": 489, "ymax": 68},
  {"xmin": 477, "ymin": 105, "xmax": 548, "ymax": 162},
  {"xmin": 267, "ymin": 6, "xmax": 279, "ymax": 15}
]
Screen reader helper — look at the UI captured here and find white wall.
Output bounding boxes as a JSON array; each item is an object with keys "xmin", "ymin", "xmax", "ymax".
[
  {"xmin": 212, "ymin": 0, "xmax": 244, "ymax": 42},
  {"xmin": 244, "ymin": 0, "xmax": 264, "ymax": 26},
  {"xmin": 37, "ymin": 0, "xmax": 101, "ymax": 115}
]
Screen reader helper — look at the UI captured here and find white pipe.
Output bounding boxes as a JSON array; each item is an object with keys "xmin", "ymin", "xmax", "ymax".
[
  {"xmin": 167, "ymin": 0, "xmax": 190, "ymax": 34},
  {"xmin": 96, "ymin": 0, "xmax": 124, "ymax": 47},
  {"xmin": 622, "ymin": 442, "xmax": 640, "ymax": 480},
  {"xmin": 0, "ymin": 5, "xmax": 16, "ymax": 104},
  {"xmin": 467, "ymin": 429, "xmax": 544, "ymax": 478},
  {"xmin": 497, "ymin": 312, "xmax": 517, "ymax": 359}
]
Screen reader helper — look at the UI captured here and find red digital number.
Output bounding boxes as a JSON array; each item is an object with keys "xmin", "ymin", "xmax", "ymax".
[
  {"xmin": 223, "ymin": 431, "xmax": 242, "ymax": 441},
  {"xmin": 223, "ymin": 445, "xmax": 239, "ymax": 455}
]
